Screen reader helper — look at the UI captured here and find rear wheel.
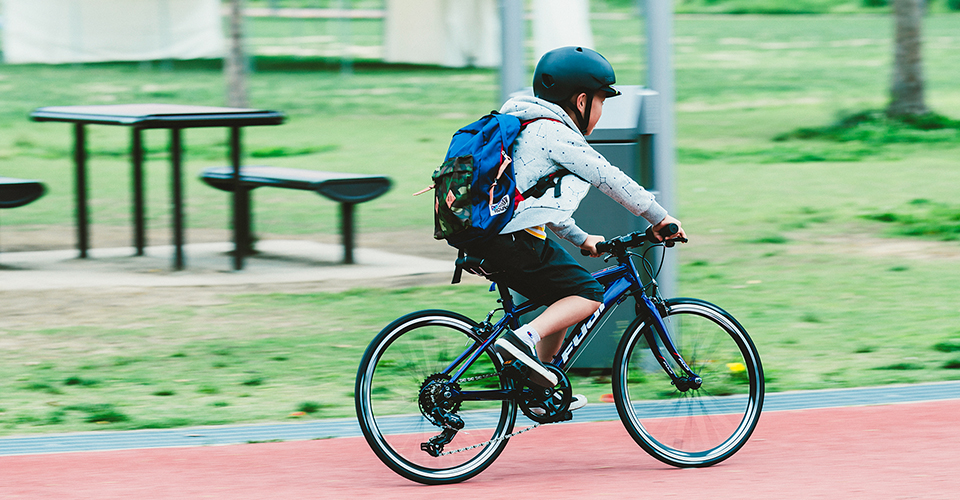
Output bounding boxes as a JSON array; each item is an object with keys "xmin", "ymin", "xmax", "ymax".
[
  {"xmin": 355, "ymin": 310, "xmax": 516, "ymax": 484},
  {"xmin": 613, "ymin": 298, "xmax": 763, "ymax": 467}
]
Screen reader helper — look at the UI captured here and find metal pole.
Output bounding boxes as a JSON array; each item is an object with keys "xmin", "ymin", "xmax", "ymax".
[
  {"xmin": 500, "ymin": 0, "xmax": 526, "ymax": 105},
  {"xmin": 170, "ymin": 128, "xmax": 185, "ymax": 270},
  {"xmin": 340, "ymin": 203, "xmax": 355, "ymax": 264},
  {"xmin": 132, "ymin": 128, "xmax": 145, "ymax": 255},
  {"xmin": 644, "ymin": 0, "xmax": 678, "ymax": 299},
  {"xmin": 230, "ymin": 126, "xmax": 247, "ymax": 271},
  {"xmin": 74, "ymin": 123, "xmax": 88, "ymax": 258}
]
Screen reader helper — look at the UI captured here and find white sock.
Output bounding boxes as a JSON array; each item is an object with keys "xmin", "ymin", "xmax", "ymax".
[{"xmin": 515, "ymin": 325, "xmax": 541, "ymax": 348}]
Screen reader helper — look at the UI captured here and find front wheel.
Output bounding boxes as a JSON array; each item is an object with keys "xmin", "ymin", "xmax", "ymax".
[
  {"xmin": 613, "ymin": 298, "xmax": 764, "ymax": 468},
  {"xmin": 355, "ymin": 310, "xmax": 516, "ymax": 485}
]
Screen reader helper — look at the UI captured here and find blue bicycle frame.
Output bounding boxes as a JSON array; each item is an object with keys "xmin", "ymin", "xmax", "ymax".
[{"xmin": 441, "ymin": 246, "xmax": 700, "ymax": 403}]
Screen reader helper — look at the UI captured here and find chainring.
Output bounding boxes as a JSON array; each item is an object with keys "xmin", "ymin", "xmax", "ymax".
[{"xmin": 516, "ymin": 363, "xmax": 573, "ymax": 424}]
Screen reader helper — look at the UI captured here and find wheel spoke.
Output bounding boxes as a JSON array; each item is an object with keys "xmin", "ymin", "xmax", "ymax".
[
  {"xmin": 356, "ymin": 311, "xmax": 516, "ymax": 484},
  {"xmin": 614, "ymin": 299, "xmax": 764, "ymax": 467}
]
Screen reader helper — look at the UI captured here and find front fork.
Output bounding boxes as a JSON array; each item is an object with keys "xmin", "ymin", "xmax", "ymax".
[{"xmin": 639, "ymin": 294, "xmax": 702, "ymax": 392}]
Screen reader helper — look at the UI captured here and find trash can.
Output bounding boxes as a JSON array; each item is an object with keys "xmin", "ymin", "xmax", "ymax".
[{"xmin": 511, "ymin": 85, "xmax": 667, "ymax": 370}]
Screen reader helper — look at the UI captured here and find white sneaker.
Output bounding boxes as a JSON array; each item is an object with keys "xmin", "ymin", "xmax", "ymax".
[
  {"xmin": 530, "ymin": 394, "xmax": 587, "ymax": 417},
  {"xmin": 568, "ymin": 394, "xmax": 588, "ymax": 411},
  {"xmin": 494, "ymin": 330, "xmax": 559, "ymax": 387}
]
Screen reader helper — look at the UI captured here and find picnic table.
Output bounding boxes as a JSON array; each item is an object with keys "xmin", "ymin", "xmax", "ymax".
[{"xmin": 30, "ymin": 104, "xmax": 285, "ymax": 270}]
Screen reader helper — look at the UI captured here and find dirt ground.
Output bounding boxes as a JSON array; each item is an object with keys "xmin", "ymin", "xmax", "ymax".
[
  {"xmin": 0, "ymin": 225, "xmax": 461, "ymax": 331},
  {"xmin": 3, "ymin": 224, "xmax": 960, "ymax": 332}
]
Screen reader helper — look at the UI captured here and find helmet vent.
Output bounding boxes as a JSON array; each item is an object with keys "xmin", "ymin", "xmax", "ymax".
[{"xmin": 541, "ymin": 74, "xmax": 555, "ymax": 88}]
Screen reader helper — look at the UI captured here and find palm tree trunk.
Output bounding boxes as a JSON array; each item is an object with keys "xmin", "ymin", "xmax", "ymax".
[
  {"xmin": 225, "ymin": 0, "xmax": 249, "ymax": 108},
  {"xmin": 888, "ymin": 0, "xmax": 928, "ymax": 117}
]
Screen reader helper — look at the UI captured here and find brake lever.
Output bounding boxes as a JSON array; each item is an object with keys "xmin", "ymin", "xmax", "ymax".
[{"xmin": 663, "ymin": 236, "xmax": 689, "ymax": 248}]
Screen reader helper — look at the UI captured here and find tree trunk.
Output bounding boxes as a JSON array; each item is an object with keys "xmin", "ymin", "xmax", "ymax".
[
  {"xmin": 888, "ymin": 0, "xmax": 928, "ymax": 117},
  {"xmin": 225, "ymin": 0, "xmax": 249, "ymax": 108}
]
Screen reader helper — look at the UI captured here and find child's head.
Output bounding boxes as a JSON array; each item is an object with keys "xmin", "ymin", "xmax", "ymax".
[{"xmin": 534, "ymin": 46, "xmax": 620, "ymax": 135}]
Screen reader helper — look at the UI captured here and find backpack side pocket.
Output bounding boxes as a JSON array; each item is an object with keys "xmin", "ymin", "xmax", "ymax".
[{"xmin": 431, "ymin": 155, "xmax": 474, "ymax": 240}]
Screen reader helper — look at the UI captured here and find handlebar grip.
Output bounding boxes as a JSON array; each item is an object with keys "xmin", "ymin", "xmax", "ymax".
[
  {"xmin": 646, "ymin": 223, "xmax": 679, "ymax": 242},
  {"xmin": 595, "ymin": 240, "xmax": 612, "ymax": 254},
  {"xmin": 580, "ymin": 240, "xmax": 611, "ymax": 256},
  {"xmin": 581, "ymin": 223, "xmax": 686, "ymax": 256},
  {"xmin": 580, "ymin": 241, "xmax": 613, "ymax": 257}
]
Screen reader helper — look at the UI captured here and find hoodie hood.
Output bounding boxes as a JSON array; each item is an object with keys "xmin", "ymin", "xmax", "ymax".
[{"xmin": 499, "ymin": 96, "xmax": 582, "ymax": 138}]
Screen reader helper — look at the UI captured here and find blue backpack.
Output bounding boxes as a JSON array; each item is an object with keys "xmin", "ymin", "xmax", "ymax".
[{"xmin": 428, "ymin": 112, "xmax": 567, "ymax": 249}]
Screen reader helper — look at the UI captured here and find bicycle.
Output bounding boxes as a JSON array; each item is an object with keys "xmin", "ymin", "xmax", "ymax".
[{"xmin": 355, "ymin": 225, "xmax": 764, "ymax": 484}]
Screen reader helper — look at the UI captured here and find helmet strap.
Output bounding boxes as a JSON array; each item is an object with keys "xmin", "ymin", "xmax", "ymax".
[{"xmin": 562, "ymin": 91, "xmax": 593, "ymax": 135}]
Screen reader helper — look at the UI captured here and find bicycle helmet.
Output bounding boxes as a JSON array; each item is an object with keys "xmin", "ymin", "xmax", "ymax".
[{"xmin": 533, "ymin": 46, "xmax": 621, "ymax": 134}]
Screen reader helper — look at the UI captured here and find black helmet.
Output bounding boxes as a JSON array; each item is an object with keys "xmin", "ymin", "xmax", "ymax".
[{"xmin": 534, "ymin": 46, "xmax": 621, "ymax": 104}]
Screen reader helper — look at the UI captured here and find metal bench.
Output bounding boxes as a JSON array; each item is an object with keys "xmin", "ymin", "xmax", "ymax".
[
  {"xmin": 0, "ymin": 176, "xmax": 45, "ymax": 209},
  {"xmin": 0, "ymin": 177, "xmax": 45, "ymax": 256},
  {"xmin": 200, "ymin": 166, "xmax": 391, "ymax": 266}
]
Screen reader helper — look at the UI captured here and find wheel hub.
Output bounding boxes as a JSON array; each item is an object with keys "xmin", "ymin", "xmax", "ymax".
[
  {"xmin": 674, "ymin": 375, "xmax": 703, "ymax": 392},
  {"xmin": 419, "ymin": 374, "xmax": 462, "ymax": 427}
]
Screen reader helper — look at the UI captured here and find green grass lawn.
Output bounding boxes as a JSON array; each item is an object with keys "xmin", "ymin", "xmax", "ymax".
[{"xmin": 2, "ymin": 11, "xmax": 960, "ymax": 434}]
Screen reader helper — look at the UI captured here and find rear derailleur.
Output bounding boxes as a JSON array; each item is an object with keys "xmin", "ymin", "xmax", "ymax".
[
  {"xmin": 417, "ymin": 360, "xmax": 574, "ymax": 457},
  {"xmin": 419, "ymin": 374, "xmax": 465, "ymax": 457}
]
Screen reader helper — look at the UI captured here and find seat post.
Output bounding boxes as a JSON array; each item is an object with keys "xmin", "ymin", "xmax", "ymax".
[{"xmin": 495, "ymin": 283, "xmax": 524, "ymax": 330}]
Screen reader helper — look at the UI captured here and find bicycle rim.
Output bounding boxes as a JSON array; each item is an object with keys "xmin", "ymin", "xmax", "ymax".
[
  {"xmin": 613, "ymin": 298, "xmax": 764, "ymax": 467},
  {"xmin": 355, "ymin": 310, "xmax": 516, "ymax": 484}
]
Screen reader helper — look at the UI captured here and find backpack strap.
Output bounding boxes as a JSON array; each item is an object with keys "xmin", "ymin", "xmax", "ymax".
[
  {"xmin": 519, "ymin": 117, "xmax": 563, "ymax": 129},
  {"xmin": 451, "ymin": 248, "xmax": 466, "ymax": 284},
  {"xmin": 452, "ymin": 249, "xmax": 503, "ymax": 284},
  {"xmin": 514, "ymin": 117, "xmax": 577, "ymax": 200},
  {"xmin": 521, "ymin": 169, "xmax": 572, "ymax": 199}
]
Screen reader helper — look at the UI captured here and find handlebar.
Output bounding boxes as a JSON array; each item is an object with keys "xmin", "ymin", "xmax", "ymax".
[{"xmin": 581, "ymin": 223, "xmax": 687, "ymax": 257}]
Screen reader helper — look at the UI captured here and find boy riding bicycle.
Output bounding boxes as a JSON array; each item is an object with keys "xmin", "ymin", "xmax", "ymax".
[{"xmin": 461, "ymin": 46, "xmax": 686, "ymax": 408}]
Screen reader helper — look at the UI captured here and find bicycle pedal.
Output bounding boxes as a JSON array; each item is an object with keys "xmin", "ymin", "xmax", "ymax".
[{"xmin": 501, "ymin": 360, "xmax": 529, "ymax": 381}]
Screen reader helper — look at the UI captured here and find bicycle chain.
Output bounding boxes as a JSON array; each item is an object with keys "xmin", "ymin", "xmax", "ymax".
[
  {"xmin": 438, "ymin": 421, "xmax": 541, "ymax": 456},
  {"xmin": 458, "ymin": 372, "xmax": 497, "ymax": 383}
]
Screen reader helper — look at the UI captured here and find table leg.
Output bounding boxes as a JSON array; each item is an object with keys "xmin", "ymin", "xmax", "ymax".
[
  {"xmin": 340, "ymin": 202, "xmax": 355, "ymax": 264},
  {"xmin": 171, "ymin": 128, "xmax": 184, "ymax": 270},
  {"xmin": 132, "ymin": 128, "xmax": 145, "ymax": 255},
  {"xmin": 73, "ymin": 123, "xmax": 88, "ymax": 258},
  {"xmin": 230, "ymin": 126, "xmax": 245, "ymax": 270}
]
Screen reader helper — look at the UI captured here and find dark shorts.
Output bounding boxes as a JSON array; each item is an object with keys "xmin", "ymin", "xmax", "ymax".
[{"xmin": 464, "ymin": 231, "xmax": 604, "ymax": 305}]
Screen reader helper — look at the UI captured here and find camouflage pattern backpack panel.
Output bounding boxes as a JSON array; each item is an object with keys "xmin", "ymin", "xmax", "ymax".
[{"xmin": 432, "ymin": 155, "xmax": 474, "ymax": 240}]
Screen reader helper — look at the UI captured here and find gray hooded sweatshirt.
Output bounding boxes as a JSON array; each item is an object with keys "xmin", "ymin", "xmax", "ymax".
[{"xmin": 499, "ymin": 95, "xmax": 668, "ymax": 246}]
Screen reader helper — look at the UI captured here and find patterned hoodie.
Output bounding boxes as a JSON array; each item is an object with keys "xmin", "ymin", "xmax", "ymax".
[{"xmin": 498, "ymin": 95, "xmax": 668, "ymax": 246}]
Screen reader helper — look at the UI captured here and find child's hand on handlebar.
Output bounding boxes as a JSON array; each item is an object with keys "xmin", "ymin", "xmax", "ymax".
[
  {"xmin": 579, "ymin": 234, "xmax": 605, "ymax": 257},
  {"xmin": 652, "ymin": 216, "xmax": 686, "ymax": 242}
]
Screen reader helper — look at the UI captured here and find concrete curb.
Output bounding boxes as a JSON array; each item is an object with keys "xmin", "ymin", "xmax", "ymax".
[{"xmin": 0, "ymin": 240, "xmax": 455, "ymax": 290}]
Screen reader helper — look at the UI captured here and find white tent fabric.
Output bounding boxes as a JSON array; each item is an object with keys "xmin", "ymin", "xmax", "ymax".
[
  {"xmin": 532, "ymin": 0, "xmax": 595, "ymax": 60},
  {"xmin": 383, "ymin": 0, "xmax": 500, "ymax": 68},
  {"xmin": 2, "ymin": 0, "xmax": 224, "ymax": 64},
  {"xmin": 383, "ymin": 0, "xmax": 594, "ymax": 69}
]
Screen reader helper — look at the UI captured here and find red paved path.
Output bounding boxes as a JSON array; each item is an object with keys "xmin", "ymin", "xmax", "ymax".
[{"xmin": 3, "ymin": 399, "xmax": 958, "ymax": 499}]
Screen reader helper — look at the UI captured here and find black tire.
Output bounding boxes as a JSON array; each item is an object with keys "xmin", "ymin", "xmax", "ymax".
[
  {"xmin": 612, "ymin": 298, "xmax": 764, "ymax": 468},
  {"xmin": 355, "ymin": 310, "xmax": 516, "ymax": 484}
]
